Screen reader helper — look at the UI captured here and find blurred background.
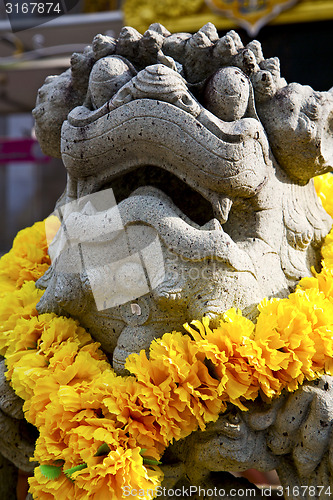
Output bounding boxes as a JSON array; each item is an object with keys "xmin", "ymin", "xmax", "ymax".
[{"xmin": 0, "ymin": 0, "xmax": 332, "ymax": 255}]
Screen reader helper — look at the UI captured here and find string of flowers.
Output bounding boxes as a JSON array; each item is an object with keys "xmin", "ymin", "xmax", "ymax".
[{"xmin": 1, "ymin": 175, "xmax": 333, "ymax": 499}]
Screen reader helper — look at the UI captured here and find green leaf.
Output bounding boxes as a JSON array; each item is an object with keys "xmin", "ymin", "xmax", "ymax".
[
  {"xmin": 64, "ymin": 463, "xmax": 87, "ymax": 478},
  {"xmin": 143, "ymin": 458, "xmax": 162, "ymax": 466},
  {"xmin": 94, "ymin": 443, "xmax": 111, "ymax": 457},
  {"xmin": 39, "ymin": 464, "xmax": 62, "ymax": 480},
  {"xmin": 139, "ymin": 449, "xmax": 161, "ymax": 465}
]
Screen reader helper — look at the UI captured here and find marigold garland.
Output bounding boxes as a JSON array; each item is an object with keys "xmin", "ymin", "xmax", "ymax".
[{"xmin": 1, "ymin": 174, "xmax": 333, "ymax": 499}]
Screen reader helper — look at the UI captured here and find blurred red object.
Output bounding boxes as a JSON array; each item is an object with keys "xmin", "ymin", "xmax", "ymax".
[
  {"xmin": 0, "ymin": 138, "xmax": 50, "ymax": 164},
  {"xmin": 242, "ymin": 469, "xmax": 280, "ymax": 486}
]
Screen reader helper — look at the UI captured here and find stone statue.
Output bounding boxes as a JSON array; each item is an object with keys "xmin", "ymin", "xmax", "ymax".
[
  {"xmin": 33, "ymin": 23, "xmax": 333, "ymax": 375},
  {"xmin": 1, "ymin": 22, "xmax": 333, "ymax": 498}
]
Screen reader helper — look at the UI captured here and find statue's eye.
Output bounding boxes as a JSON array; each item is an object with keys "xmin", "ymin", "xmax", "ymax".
[
  {"xmin": 180, "ymin": 94, "xmax": 193, "ymax": 106},
  {"xmin": 228, "ymin": 413, "xmax": 240, "ymax": 424}
]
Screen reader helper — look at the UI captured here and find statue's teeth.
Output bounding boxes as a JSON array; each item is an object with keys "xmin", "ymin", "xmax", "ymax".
[
  {"xmin": 201, "ymin": 218, "xmax": 222, "ymax": 231},
  {"xmin": 211, "ymin": 196, "xmax": 233, "ymax": 225}
]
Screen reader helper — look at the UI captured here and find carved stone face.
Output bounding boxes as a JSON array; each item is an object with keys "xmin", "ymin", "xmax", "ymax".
[
  {"xmin": 256, "ymin": 83, "xmax": 333, "ymax": 182},
  {"xmin": 34, "ymin": 25, "xmax": 332, "ymax": 374}
]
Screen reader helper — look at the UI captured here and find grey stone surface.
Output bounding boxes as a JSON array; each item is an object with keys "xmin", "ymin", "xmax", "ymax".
[
  {"xmin": 0, "ymin": 361, "xmax": 36, "ymax": 473},
  {"xmin": 3, "ymin": 22, "xmax": 330, "ymax": 496}
]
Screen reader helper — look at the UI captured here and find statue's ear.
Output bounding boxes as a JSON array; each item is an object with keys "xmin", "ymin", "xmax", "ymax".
[{"xmin": 33, "ymin": 69, "xmax": 84, "ymax": 159}]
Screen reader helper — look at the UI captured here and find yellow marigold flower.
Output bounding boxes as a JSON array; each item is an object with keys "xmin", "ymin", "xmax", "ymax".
[
  {"xmin": 32, "ymin": 379, "xmax": 163, "ymax": 498},
  {"xmin": 23, "ymin": 373, "xmax": 63, "ymax": 426},
  {"xmin": 256, "ymin": 298, "xmax": 310, "ymax": 385},
  {"xmin": 11, "ymin": 354, "xmax": 48, "ymax": 402},
  {"xmin": 0, "ymin": 283, "xmax": 40, "ymax": 328},
  {"xmin": 32, "ymin": 384, "xmax": 106, "ymax": 464},
  {"xmin": 74, "ymin": 447, "xmax": 162, "ymax": 500},
  {"xmin": 321, "ymin": 228, "xmax": 333, "ymax": 268},
  {"xmin": 6, "ymin": 312, "xmax": 107, "ymax": 384},
  {"xmin": 149, "ymin": 332, "xmax": 222, "ymax": 425},
  {"xmin": 29, "ymin": 466, "xmax": 82, "ymax": 500},
  {"xmin": 99, "ymin": 373, "xmax": 165, "ymax": 458},
  {"xmin": 256, "ymin": 289, "xmax": 333, "ymax": 391},
  {"xmin": 5, "ymin": 314, "xmax": 55, "ymax": 364},
  {"xmin": 314, "ymin": 173, "xmax": 333, "ymax": 218},
  {"xmin": 26, "ymin": 351, "xmax": 108, "ymax": 428},
  {"xmin": 38, "ymin": 315, "xmax": 92, "ymax": 351},
  {"xmin": 3, "ymin": 308, "xmax": 109, "ymax": 427},
  {"xmin": 0, "ymin": 216, "xmax": 59, "ymax": 294},
  {"xmin": 63, "ymin": 403, "xmax": 133, "ymax": 460},
  {"xmin": 184, "ymin": 317, "xmax": 228, "ymax": 384},
  {"xmin": 0, "ymin": 281, "xmax": 43, "ymax": 355},
  {"xmin": 126, "ymin": 330, "xmax": 224, "ymax": 440},
  {"xmin": 35, "ymin": 407, "xmax": 93, "ymax": 464},
  {"xmin": 185, "ymin": 311, "xmax": 280, "ymax": 409},
  {"xmin": 127, "ymin": 348, "xmax": 197, "ymax": 443},
  {"xmin": 34, "ymin": 408, "xmax": 98, "ymax": 465},
  {"xmin": 288, "ymin": 289, "xmax": 333, "ymax": 370},
  {"xmin": 52, "ymin": 348, "xmax": 108, "ymax": 386}
]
